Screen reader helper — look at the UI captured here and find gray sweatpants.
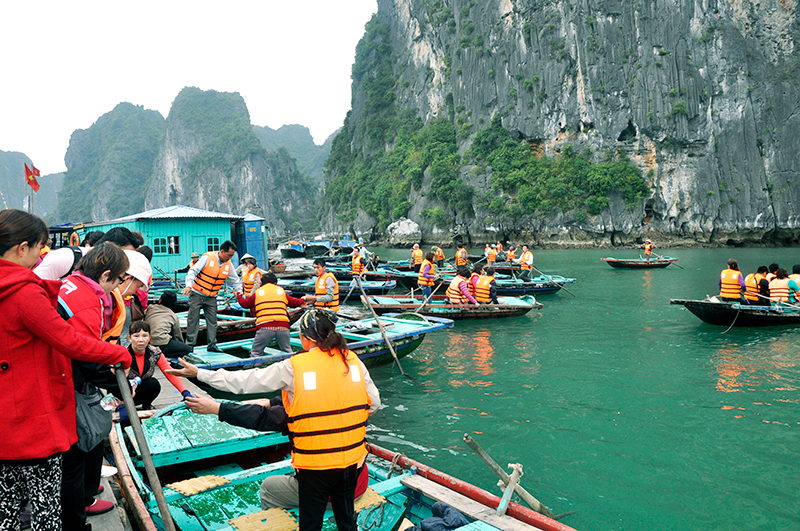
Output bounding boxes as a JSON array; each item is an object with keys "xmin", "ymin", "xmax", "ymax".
[
  {"xmin": 251, "ymin": 328, "xmax": 292, "ymax": 356},
  {"xmin": 186, "ymin": 291, "xmax": 218, "ymax": 347}
]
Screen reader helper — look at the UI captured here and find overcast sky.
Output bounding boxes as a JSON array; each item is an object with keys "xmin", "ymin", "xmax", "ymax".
[{"xmin": 0, "ymin": 0, "xmax": 377, "ymax": 174}]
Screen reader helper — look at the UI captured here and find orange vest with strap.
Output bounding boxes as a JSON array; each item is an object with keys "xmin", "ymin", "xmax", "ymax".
[
  {"xmin": 468, "ymin": 273, "xmax": 479, "ymax": 295},
  {"xmin": 769, "ymin": 278, "xmax": 791, "ymax": 302},
  {"xmin": 433, "ymin": 248, "xmax": 445, "ymax": 261},
  {"xmin": 455, "ymin": 249, "xmax": 468, "ymax": 266},
  {"xmin": 412, "ymin": 249, "xmax": 423, "ymax": 265},
  {"xmin": 446, "ymin": 276, "xmax": 468, "ymax": 303},
  {"xmin": 352, "ymin": 254, "xmax": 365, "ymax": 275},
  {"xmin": 487, "ymin": 249, "xmax": 497, "ymax": 261},
  {"xmin": 744, "ymin": 273, "xmax": 766, "ymax": 302},
  {"xmin": 193, "ymin": 252, "xmax": 232, "ymax": 296},
  {"xmin": 719, "ymin": 269, "xmax": 743, "ymax": 299},
  {"xmin": 475, "ymin": 275, "xmax": 494, "ymax": 303},
  {"xmin": 254, "ymin": 284, "xmax": 290, "ymax": 325},
  {"xmin": 506, "ymin": 249, "xmax": 516, "ymax": 260},
  {"xmin": 284, "ymin": 348, "xmax": 370, "ymax": 470},
  {"xmin": 497, "ymin": 243, "xmax": 503, "ymax": 253},
  {"xmin": 520, "ymin": 251, "xmax": 533, "ymax": 270},
  {"xmin": 417, "ymin": 259, "xmax": 436, "ymax": 287},
  {"xmin": 644, "ymin": 242, "xmax": 653, "ymax": 255},
  {"xmin": 102, "ymin": 289, "xmax": 127, "ymax": 344},
  {"xmin": 315, "ymin": 272, "xmax": 339, "ymax": 312},
  {"xmin": 242, "ymin": 268, "xmax": 261, "ymax": 297}
]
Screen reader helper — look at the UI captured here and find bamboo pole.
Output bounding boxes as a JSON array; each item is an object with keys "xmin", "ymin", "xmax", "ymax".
[{"xmin": 356, "ymin": 276, "xmax": 406, "ymax": 376}]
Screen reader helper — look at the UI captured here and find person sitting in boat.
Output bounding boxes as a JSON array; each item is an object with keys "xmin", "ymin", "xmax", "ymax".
[
  {"xmin": 113, "ymin": 321, "xmax": 193, "ymax": 411},
  {"xmin": 643, "ymin": 239, "xmax": 654, "ymax": 259},
  {"xmin": 766, "ymin": 262, "xmax": 779, "ymax": 282},
  {"xmin": 167, "ymin": 309, "xmax": 381, "ymax": 531},
  {"xmin": 475, "ymin": 267, "xmax": 500, "ymax": 304},
  {"xmin": 144, "ymin": 290, "xmax": 193, "ymax": 359},
  {"xmin": 240, "ymin": 254, "xmax": 262, "ymax": 298},
  {"xmin": 183, "ymin": 393, "xmax": 371, "ymax": 511},
  {"xmin": 469, "ymin": 263, "xmax": 483, "ymax": 297},
  {"xmin": 235, "ymin": 272, "xmax": 309, "ymax": 355},
  {"xmin": 411, "ymin": 243, "xmax": 424, "ymax": 272},
  {"xmin": 431, "ymin": 245, "xmax": 446, "ymax": 267},
  {"xmin": 418, "ymin": 252, "xmax": 437, "ymax": 301},
  {"xmin": 768, "ymin": 268, "xmax": 800, "ymax": 305},
  {"xmin": 446, "ymin": 267, "xmax": 478, "ymax": 305},
  {"xmin": 743, "ymin": 266, "xmax": 771, "ymax": 306},
  {"xmin": 455, "ymin": 243, "xmax": 468, "ymax": 266},
  {"xmin": 719, "ymin": 259, "xmax": 746, "ymax": 303},
  {"xmin": 305, "ymin": 258, "xmax": 339, "ymax": 312},
  {"xmin": 519, "ymin": 245, "xmax": 534, "ymax": 282},
  {"xmin": 174, "ymin": 251, "xmax": 200, "ymax": 274},
  {"xmin": 790, "ymin": 264, "xmax": 800, "ymax": 285}
]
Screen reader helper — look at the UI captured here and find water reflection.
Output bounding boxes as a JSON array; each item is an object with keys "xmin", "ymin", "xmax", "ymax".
[{"xmin": 713, "ymin": 335, "xmax": 800, "ymax": 394}]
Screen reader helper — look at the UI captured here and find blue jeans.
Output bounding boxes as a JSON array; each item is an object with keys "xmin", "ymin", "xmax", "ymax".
[{"xmin": 421, "ymin": 286, "xmax": 432, "ymax": 300}]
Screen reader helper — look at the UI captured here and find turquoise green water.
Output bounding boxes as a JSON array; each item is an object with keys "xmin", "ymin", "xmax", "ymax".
[{"xmin": 361, "ymin": 247, "xmax": 800, "ymax": 531}]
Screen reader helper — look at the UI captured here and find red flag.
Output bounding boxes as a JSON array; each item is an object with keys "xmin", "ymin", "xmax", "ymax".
[
  {"xmin": 32, "ymin": 165, "xmax": 41, "ymax": 177},
  {"xmin": 24, "ymin": 163, "xmax": 40, "ymax": 192}
]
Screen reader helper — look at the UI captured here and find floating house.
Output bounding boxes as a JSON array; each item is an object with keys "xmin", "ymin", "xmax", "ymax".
[{"xmin": 68, "ymin": 205, "xmax": 268, "ymax": 273}]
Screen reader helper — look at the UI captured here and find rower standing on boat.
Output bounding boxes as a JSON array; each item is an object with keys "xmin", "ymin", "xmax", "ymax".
[
  {"xmin": 475, "ymin": 267, "xmax": 500, "ymax": 304},
  {"xmin": 643, "ymin": 239, "xmax": 654, "ymax": 260},
  {"xmin": 168, "ymin": 309, "xmax": 380, "ymax": 531},
  {"xmin": 432, "ymin": 246, "xmax": 445, "ymax": 267},
  {"xmin": 455, "ymin": 243, "xmax": 468, "ymax": 267},
  {"xmin": 418, "ymin": 252, "xmax": 437, "ymax": 300},
  {"xmin": 351, "ymin": 245, "xmax": 367, "ymax": 276},
  {"xmin": 519, "ymin": 245, "xmax": 534, "ymax": 282},
  {"xmin": 719, "ymin": 259, "xmax": 746, "ymax": 303},
  {"xmin": 411, "ymin": 243, "xmax": 424, "ymax": 272},
  {"xmin": 506, "ymin": 245, "xmax": 516, "ymax": 262},
  {"xmin": 305, "ymin": 258, "xmax": 339, "ymax": 312},
  {"xmin": 174, "ymin": 251, "xmax": 200, "ymax": 274},
  {"xmin": 181, "ymin": 241, "xmax": 242, "ymax": 353},
  {"xmin": 446, "ymin": 267, "xmax": 478, "ymax": 305}
]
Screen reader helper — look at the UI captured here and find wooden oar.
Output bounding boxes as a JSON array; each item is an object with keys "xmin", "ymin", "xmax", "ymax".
[
  {"xmin": 746, "ymin": 290, "xmax": 800, "ymax": 309},
  {"xmin": 532, "ymin": 265, "xmax": 576, "ymax": 297},
  {"xmin": 657, "ymin": 254, "xmax": 685, "ymax": 269},
  {"xmin": 114, "ymin": 366, "xmax": 177, "ymax": 531},
  {"xmin": 340, "ymin": 274, "xmax": 361, "ymax": 305},
  {"xmin": 355, "ymin": 276, "xmax": 406, "ymax": 377},
  {"xmin": 416, "ymin": 278, "xmax": 445, "ymax": 312}
]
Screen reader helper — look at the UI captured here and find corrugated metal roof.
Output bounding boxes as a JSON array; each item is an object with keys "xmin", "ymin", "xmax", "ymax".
[{"xmin": 107, "ymin": 205, "xmax": 245, "ymax": 222}]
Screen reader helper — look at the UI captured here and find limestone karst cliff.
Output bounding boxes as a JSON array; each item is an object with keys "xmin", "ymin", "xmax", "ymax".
[{"xmin": 324, "ymin": 0, "xmax": 800, "ymax": 247}]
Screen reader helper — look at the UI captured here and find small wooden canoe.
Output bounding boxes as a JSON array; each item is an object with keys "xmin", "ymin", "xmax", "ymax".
[
  {"xmin": 602, "ymin": 257, "xmax": 679, "ymax": 268},
  {"xmin": 670, "ymin": 297, "xmax": 800, "ymax": 327},
  {"xmin": 278, "ymin": 278, "xmax": 397, "ymax": 295},
  {"xmin": 362, "ymin": 294, "xmax": 542, "ymax": 319}
]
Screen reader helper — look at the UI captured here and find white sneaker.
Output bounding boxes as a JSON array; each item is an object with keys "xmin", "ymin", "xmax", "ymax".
[{"xmin": 101, "ymin": 465, "xmax": 118, "ymax": 477}]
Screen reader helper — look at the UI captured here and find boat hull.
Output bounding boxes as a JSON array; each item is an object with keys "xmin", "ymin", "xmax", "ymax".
[
  {"xmin": 670, "ymin": 298, "xmax": 800, "ymax": 327},
  {"xmin": 364, "ymin": 295, "xmax": 542, "ymax": 320},
  {"xmin": 602, "ymin": 257, "xmax": 678, "ymax": 268},
  {"xmin": 279, "ymin": 248, "xmax": 306, "ymax": 258}
]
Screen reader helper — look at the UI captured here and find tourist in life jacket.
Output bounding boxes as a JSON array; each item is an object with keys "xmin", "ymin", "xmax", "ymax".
[
  {"xmin": 719, "ymin": 259, "xmax": 746, "ymax": 303},
  {"xmin": 768, "ymin": 268, "xmax": 800, "ymax": 305},
  {"xmin": 418, "ymin": 252, "xmax": 437, "ymax": 301},
  {"xmin": 305, "ymin": 258, "xmax": 339, "ymax": 312},
  {"xmin": 167, "ymin": 309, "xmax": 381, "ymax": 531},
  {"xmin": 643, "ymin": 239, "xmax": 654, "ymax": 259},
  {"xmin": 766, "ymin": 263, "xmax": 779, "ymax": 282},
  {"xmin": 486, "ymin": 245, "xmax": 498, "ymax": 266},
  {"xmin": 790, "ymin": 264, "xmax": 800, "ymax": 285},
  {"xmin": 475, "ymin": 267, "xmax": 500, "ymax": 304},
  {"xmin": 182, "ymin": 241, "xmax": 242, "ymax": 353},
  {"xmin": 351, "ymin": 245, "xmax": 367, "ymax": 276},
  {"xmin": 144, "ymin": 290, "xmax": 194, "ymax": 359},
  {"xmin": 411, "ymin": 243, "xmax": 424, "ymax": 272},
  {"xmin": 743, "ymin": 266, "xmax": 771, "ymax": 306},
  {"xmin": 469, "ymin": 263, "xmax": 483, "ymax": 297},
  {"xmin": 174, "ymin": 251, "xmax": 200, "ymax": 274},
  {"xmin": 446, "ymin": 267, "xmax": 478, "ymax": 305},
  {"xmin": 0, "ymin": 210, "xmax": 130, "ymax": 531},
  {"xmin": 519, "ymin": 245, "xmax": 534, "ymax": 282},
  {"xmin": 240, "ymin": 254, "xmax": 262, "ymax": 298},
  {"xmin": 506, "ymin": 245, "xmax": 516, "ymax": 261},
  {"xmin": 236, "ymin": 272, "xmax": 309, "ymax": 354},
  {"xmin": 455, "ymin": 243, "xmax": 468, "ymax": 266},
  {"xmin": 431, "ymin": 246, "xmax": 446, "ymax": 267}
]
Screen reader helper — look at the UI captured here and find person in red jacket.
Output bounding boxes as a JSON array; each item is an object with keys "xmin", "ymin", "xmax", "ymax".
[{"xmin": 0, "ymin": 210, "xmax": 130, "ymax": 531}]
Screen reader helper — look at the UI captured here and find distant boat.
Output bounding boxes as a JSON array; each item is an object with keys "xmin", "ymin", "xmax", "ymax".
[
  {"xmin": 278, "ymin": 278, "xmax": 397, "ymax": 296},
  {"xmin": 363, "ymin": 294, "xmax": 543, "ymax": 320},
  {"xmin": 279, "ymin": 240, "xmax": 305, "ymax": 258},
  {"xmin": 671, "ymin": 297, "xmax": 800, "ymax": 327},
  {"xmin": 303, "ymin": 239, "xmax": 332, "ymax": 257},
  {"xmin": 601, "ymin": 256, "xmax": 679, "ymax": 268}
]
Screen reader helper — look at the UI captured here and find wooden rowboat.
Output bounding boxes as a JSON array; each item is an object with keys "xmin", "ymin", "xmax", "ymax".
[
  {"xmin": 601, "ymin": 257, "xmax": 679, "ymax": 268},
  {"xmin": 109, "ymin": 404, "xmax": 577, "ymax": 531},
  {"xmin": 670, "ymin": 297, "xmax": 800, "ymax": 327},
  {"xmin": 362, "ymin": 294, "xmax": 543, "ymax": 320}
]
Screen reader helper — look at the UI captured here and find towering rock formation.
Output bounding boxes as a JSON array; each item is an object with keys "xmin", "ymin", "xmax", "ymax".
[{"xmin": 325, "ymin": 0, "xmax": 800, "ymax": 246}]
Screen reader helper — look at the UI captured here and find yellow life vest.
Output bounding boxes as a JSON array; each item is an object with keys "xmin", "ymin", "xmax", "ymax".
[
  {"xmin": 193, "ymin": 252, "xmax": 232, "ymax": 297},
  {"xmin": 254, "ymin": 284, "xmax": 289, "ymax": 325},
  {"xmin": 475, "ymin": 275, "xmax": 494, "ymax": 303},
  {"xmin": 102, "ymin": 289, "xmax": 127, "ymax": 344},
  {"xmin": 242, "ymin": 268, "xmax": 261, "ymax": 297},
  {"xmin": 411, "ymin": 249, "xmax": 423, "ymax": 265},
  {"xmin": 455, "ymin": 249, "xmax": 468, "ymax": 266},
  {"xmin": 352, "ymin": 254, "xmax": 365, "ymax": 275},
  {"xmin": 520, "ymin": 251, "xmax": 533, "ymax": 271},
  {"xmin": 769, "ymin": 278, "xmax": 791, "ymax": 302},
  {"xmin": 719, "ymin": 269, "xmax": 743, "ymax": 299},
  {"xmin": 285, "ymin": 348, "xmax": 370, "ymax": 470},
  {"xmin": 315, "ymin": 272, "xmax": 339, "ymax": 312},
  {"xmin": 417, "ymin": 259, "xmax": 436, "ymax": 287},
  {"xmin": 446, "ymin": 276, "xmax": 468, "ymax": 303}
]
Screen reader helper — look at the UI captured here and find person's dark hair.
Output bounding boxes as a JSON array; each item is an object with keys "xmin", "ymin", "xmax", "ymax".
[
  {"xmin": 158, "ymin": 290, "xmax": 180, "ymax": 312},
  {"xmin": 75, "ymin": 243, "xmax": 129, "ymax": 282},
  {"xmin": 129, "ymin": 320, "xmax": 151, "ymax": 335},
  {"xmin": 776, "ymin": 267, "xmax": 789, "ymax": 279},
  {"xmin": 769, "ymin": 263, "xmax": 780, "ymax": 273},
  {"xmin": 132, "ymin": 231, "xmax": 145, "ymax": 248},
  {"xmin": 97, "ymin": 227, "xmax": 140, "ymax": 249},
  {"xmin": 485, "ymin": 267, "xmax": 495, "ymax": 276},
  {"xmin": 299, "ymin": 310, "xmax": 349, "ymax": 370},
  {"xmin": 757, "ymin": 265, "xmax": 769, "ymax": 274},
  {"xmin": 220, "ymin": 240, "xmax": 237, "ymax": 252},
  {"xmin": 425, "ymin": 252, "xmax": 435, "ymax": 262},
  {"xmin": 137, "ymin": 245, "xmax": 153, "ymax": 262},
  {"xmin": 793, "ymin": 265, "xmax": 800, "ymax": 275},
  {"xmin": 313, "ymin": 258, "xmax": 327, "ymax": 267},
  {"xmin": 457, "ymin": 267, "xmax": 470, "ymax": 277},
  {"xmin": 727, "ymin": 259, "xmax": 739, "ymax": 270},
  {"xmin": 262, "ymin": 272, "xmax": 278, "ymax": 285},
  {"xmin": 457, "ymin": 243, "xmax": 464, "ymax": 248},
  {"xmin": 472, "ymin": 264, "xmax": 483, "ymax": 275},
  {"xmin": 0, "ymin": 209, "xmax": 49, "ymax": 256},
  {"xmin": 81, "ymin": 231, "xmax": 105, "ymax": 247}
]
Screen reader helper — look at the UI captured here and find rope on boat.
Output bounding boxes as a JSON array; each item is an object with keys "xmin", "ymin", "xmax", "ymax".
[{"xmin": 722, "ymin": 307, "xmax": 741, "ymax": 333}]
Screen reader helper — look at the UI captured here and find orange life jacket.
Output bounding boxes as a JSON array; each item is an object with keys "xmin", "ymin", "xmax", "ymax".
[
  {"xmin": 242, "ymin": 268, "xmax": 261, "ymax": 297},
  {"xmin": 644, "ymin": 242, "xmax": 653, "ymax": 255},
  {"xmin": 417, "ymin": 259, "xmax": 436, "ymax": 287},
  {"xmin": 254, "ymin": 284, "xmax": 289, "ymax": 325},
  {"xmin": 446, "ymin": 276, "xmax": 468, "ymax": 303},
  {"xmin": 193, "ymin": 252, "xmax": 232, "ymax": 296},
  {"xmin": 506, "ymin": 249, "xmax": 516, "ymax": 260},
  {"xmin": 315, "ymin": 272, "xmax": 339, "ymax": 312},
  {"xmin": 102, "ymin": 289, "xmax": 127, "ymax": 344},
  {"xmin": 719, "ymin": 269, "xmax": 743, "ymax": 299},
  {"xmin": 744, "ymin": 273, "xmax": 767, "ymax": 302},
  {"xmin": 766, "ymin": 273, "xmax": 777, "ymax": 282},
  {"xmin": 768, "ymin": 278, "xmax": 792, "ymax": 302},
  {"xmin": 433, "ymin": 247, "xmax": 445, "ymax": 261},
  {"xmin": 455, "ymin": 249, "xmax": 468, "ymax": 266},
  {"xmin": 284, "ymin": 347, "xmax": 370, "ymax": 470},
  {"xmin": 352, "ymin": 254, "xmax": 365, "ymax": 275},
  {"xmin": 520, "ymin": 251, "xmax": 534, "ymax": 271},
  {"xmin": 475, "ymin": 275, "xmax": 494, "ymax": 303},
  {"xmin": 496, "ymin": 243, "xmax": 503, "ymax": 253},
  {"xmin": 468, "ymin": 273, "xmax": 479, "ymax": 296},
  {"xmin": 411, "ymin": 249, "xmax": 423, "ymax": 265},
  {"xmin": 487, "ymin": 249, "xmax": 497, "ymax": 261}
]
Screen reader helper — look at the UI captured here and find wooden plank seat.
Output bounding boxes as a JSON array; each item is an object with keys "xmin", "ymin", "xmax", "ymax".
[{"xmin": 229, "ymin": 508, "xmax": 297, "ymax": 531}]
